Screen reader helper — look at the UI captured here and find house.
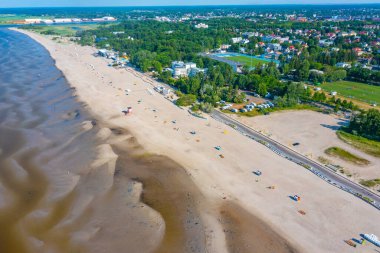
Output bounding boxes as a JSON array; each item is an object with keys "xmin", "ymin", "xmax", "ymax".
[
  {"xmin": 220, "ymin": 44, "xmax": 231, "ymax": 50},
  {"xmin": 309, "ymin": 69, "xmax": 324, "ymax": 75},
  {"xmin": 242, "ymin": 32, "xmax": 258, "ymax": 38},
  {"xmin": 241, "ymin": 39, "xmax": 250, "ymax": 45},
  {"xmin": 319, "ymin": 39, "xmax": 334, "ymax": 47},
  {"xmin": 336, "ymin": 62, "xmax": 351, "ymax": 68},
  {"xmin": 352, "ymin": 47, "xmax": 363, "ymax": 56},
  {"xmin": 268, "ymin": 43, "xmax": 282, "ymax": 51},
  {"xmin": 231, "ymin": 37, "xmax": 243, "ymax": 44}
]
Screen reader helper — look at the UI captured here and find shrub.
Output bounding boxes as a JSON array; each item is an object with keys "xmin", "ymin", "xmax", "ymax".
[{"xmin": 176, "ymin": 94, "xmax": 196, "ymax": 106}]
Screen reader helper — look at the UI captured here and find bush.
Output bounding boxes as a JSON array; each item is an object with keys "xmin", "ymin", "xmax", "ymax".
[
  {"xmin": 176, "ymin": 94, "xmax": 197, "ymax": 106},
  {"xmin": 199, "ymin": 102, "xmax": 213, "ymax": 113},
  {"xmin": 191, "ymin": 104, "xmax": 200, "ymax": 111}
]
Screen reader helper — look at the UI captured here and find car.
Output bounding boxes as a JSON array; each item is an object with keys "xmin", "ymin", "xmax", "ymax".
[{"xmin": 292, "ymin": 142, "xmax": 300, "ymax": 146}]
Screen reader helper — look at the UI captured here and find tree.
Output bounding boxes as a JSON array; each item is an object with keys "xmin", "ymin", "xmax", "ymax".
[
  {"xmin": 296, "ymin": 60, "xmax": 310, "ymax": 81},
  {"xmin": 199, "ymin": 102, "xmax": 214, "ymax": 113},
  {"xmin": 348, "ymin": 109, "xmax": 380, "ymax": 141},
  {"xmin": 257, "ymin": 83, "xmax": 268, "ymax": 97}
]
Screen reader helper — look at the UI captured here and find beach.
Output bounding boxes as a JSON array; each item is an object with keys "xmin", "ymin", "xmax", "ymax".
[{"xmin": 12, "ymin": 28, "xmax": 380, "ymax": 253}]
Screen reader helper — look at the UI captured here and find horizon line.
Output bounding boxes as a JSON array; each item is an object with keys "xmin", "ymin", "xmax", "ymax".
[{"xmin": 1, "ymin": 3, "xmax": 380, "ymax": 9}]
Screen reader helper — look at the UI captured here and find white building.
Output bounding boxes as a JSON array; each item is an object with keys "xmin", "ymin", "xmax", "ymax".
[
  {"xmin": 171, "ymin": 61, "xmax": 206, "ymax": 78},
  {"xmin": 41, "ymin": 19, "xmax": 54, "ymax": 24},
  {"xmin": 53, "ymin": 18, "xmax": 72, "ymax": 23},
  {"xmin": 309, "ymin": 69, "xmax": 324, "ymax": 75},
  {"xmin": 24, "ymin": 19, "xmax": 42, "ymax": 24},
  {"xmin": 195, "ymin": 23, "xmax": 208, "ymax": 29},
  {"xmin": 220, "ymin": 44, "xmax": 231, "ymax": 50},
  {"xmin": 103, "ymin": 16, "xmax": 117, "ymax": 21},
  {"xmin": 336, "ymin": 62, "xmax": 351, "ymax": 68},
  {"xmin": 231, "ymin": 37, "xmax": 243, "ymax": 44},
  {"xmin": 92, "ymin": 16, "xmax": 117, "ymax": 22},
  {"xmin": 173, "ymin": 67, "xmax": 188, "ymax": 77},
  {"xmin": 189, "ymin": 68, "xmax": 207, "ymax": 77},
  {"xmin": 241, "ymin": 39, "xmax": 250, "ymax": 45}
]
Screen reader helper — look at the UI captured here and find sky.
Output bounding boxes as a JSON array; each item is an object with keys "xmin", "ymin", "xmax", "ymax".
[{"xmin": 0, "ymin": 0, "xmax": 379, "ymax": 8}]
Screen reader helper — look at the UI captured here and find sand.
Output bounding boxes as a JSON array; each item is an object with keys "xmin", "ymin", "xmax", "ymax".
[
  {"xmin": 14, "ymin": 29, "xmax": 380, "ymax": 253},
  {"xmin": 231, "ymin": 110, "xmax": 380, "ymax": 183}
]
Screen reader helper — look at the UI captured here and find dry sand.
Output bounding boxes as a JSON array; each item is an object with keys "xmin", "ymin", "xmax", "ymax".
[
  {"xmin": 231, "ymin": 110, "xmax": 380, "ymax": 183},
  {"xmin": 14, "ymin": 29, "xmax": 380, "ymax": 253}
]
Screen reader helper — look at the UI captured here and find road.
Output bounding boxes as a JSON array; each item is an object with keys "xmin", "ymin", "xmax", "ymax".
[{"xmin": 210, "ymin": 110, "xmax": 380, "ymax": 210}]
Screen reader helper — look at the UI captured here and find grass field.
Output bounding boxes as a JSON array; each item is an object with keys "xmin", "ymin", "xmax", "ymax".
[
  {"xmin": 24, "ymin": 24, "xmax": 100, "ymax": 36},
  {"xmin": 225, "ymin": 55, "xmax": 273, "ymax": 67},
  {"xmin": 336, "ymin": 130, "xmax": 380, "ymax": 157},
  {"xmin": 325, "ymin": 146, "xmax": 370, "ymax": 165},
  {"xmin": 320, "ymin": 81, "xmax": 380, "ymax": 105}
]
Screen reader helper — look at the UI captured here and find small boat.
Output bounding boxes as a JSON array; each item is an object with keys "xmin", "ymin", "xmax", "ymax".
[{"xmin": 363, "ymin": 234, "xmax": 380, "ymax": 247}]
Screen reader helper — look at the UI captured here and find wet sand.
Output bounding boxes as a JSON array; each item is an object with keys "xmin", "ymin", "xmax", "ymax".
[{"xmin": 220, "ymin": 202, "xmax": 299, "ymax": 253}]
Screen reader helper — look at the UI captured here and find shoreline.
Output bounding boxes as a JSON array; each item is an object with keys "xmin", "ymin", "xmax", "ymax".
[{"xmin": 12, "ymin": 28, "xmax": 380, "ymax": 253}]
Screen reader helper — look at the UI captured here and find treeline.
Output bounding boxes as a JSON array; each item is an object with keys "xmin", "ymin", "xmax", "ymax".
[
  {"xmin": 78, "ymin": 20, "xmax": 232, "ymax": 69},
  {"xmin": 346, "ymin": 109, "xmax": 380, "ymax": 141}
]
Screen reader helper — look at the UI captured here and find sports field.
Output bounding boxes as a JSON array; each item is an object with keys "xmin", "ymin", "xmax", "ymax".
[
  {"xmin": 225, "ymin": 55, "xmax": 272, "ymax": 67},
  {"xmin": 320, "ymin": 80, "xmax": 380, "ymax": 104}
]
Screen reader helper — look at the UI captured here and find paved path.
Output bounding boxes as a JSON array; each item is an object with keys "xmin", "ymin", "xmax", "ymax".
[{"xmin": 211, "ymin": 110, "xmax": 380, "ymax": 210}]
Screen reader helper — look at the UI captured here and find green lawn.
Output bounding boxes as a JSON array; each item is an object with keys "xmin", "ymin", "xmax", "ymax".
[
  {"xmin": 320, "ymin": 81, "xmax": 380, "ymax": 104},
  {"xmin": 336, "ymin": 130, "xmax": 380, "ymax": 157},
  {"xmin": 325, "ymin": 146, "xmax": 370, "ymax": 166},
  {"xmin": 225, "ymin": 55, "xmax": 272, "ymax": 67},
  {"xmin": 360, "ymin": 179, "xmax": 380, "ymax": 188}
]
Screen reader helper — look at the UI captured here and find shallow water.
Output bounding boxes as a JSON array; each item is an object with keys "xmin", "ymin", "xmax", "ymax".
[
  {"xmin": 0, "ymin": 28, "xmax": 206, "ymax": 253},
  {"xmin": 0, "ymin": 28, "xmax": 97, "ymax": 253}
]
